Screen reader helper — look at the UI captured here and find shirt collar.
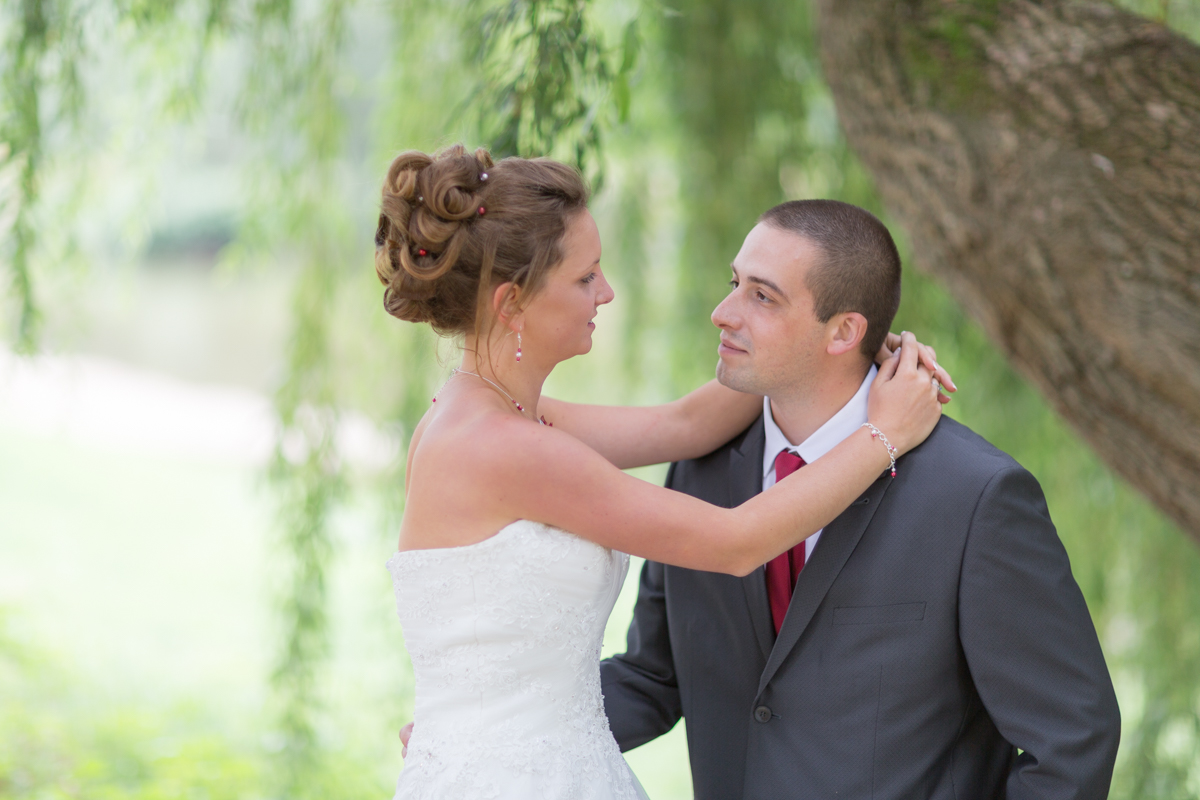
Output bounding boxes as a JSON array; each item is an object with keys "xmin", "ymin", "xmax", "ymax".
[{"xmin": 762, "ymin": 364, "xmax": 877, "ymax": 478}]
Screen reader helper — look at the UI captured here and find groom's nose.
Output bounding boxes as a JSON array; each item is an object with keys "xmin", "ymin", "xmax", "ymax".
[{"xmin": 711, "ymin": 294, "xmax": 738, "ymax": 330}]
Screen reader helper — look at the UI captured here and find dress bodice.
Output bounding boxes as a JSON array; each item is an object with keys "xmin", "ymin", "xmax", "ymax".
[{"xmin": 387, "ymin": 520, "xmax": 646, "ymax": 800}]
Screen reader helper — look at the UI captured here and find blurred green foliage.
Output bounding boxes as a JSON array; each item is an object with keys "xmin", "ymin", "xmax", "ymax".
[
  {"xmin": 0, "ymin": 609, "xmax": 259, "ymax": 800},
  {"xmin": 3, "ymin": 0, "xmax": 1200, "ymax": 796},
  {"xmin": 0, "ymin": 609, "xmax": 392, "ymax": 800},
  {"xmin": 471, "ymin": 0, "xmax": 638, "ymax": 185},
  {"xmin": 1116, "ymin": 0, "xmax": 1200, "ymax": 37}
]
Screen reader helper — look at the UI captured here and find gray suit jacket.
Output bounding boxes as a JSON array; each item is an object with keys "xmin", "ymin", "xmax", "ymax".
[{"xmin": 601, "ymin": 416, "xmax": 1120, "ymax": 799}]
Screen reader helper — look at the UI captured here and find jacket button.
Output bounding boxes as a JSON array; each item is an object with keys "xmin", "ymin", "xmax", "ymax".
[{"xmin": 754, "ymin": 705, "xmax": 772, "ymax": 723}]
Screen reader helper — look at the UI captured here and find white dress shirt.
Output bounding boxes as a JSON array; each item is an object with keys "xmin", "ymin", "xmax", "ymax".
[{"xmin": 761, "ymin": 364, "xmax": 877, "ymax": 562}]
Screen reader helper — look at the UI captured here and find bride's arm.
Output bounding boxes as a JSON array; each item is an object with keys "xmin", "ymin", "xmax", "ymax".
[
  {"xmin": 536, "ymin": 380, "xmax": 761, "ymax": 470},
  {"xmin": 538, "ymin": 331, "xmax": 956, "ymax": 470},
  {"xmin": 493, "ymin": 334, "xmax": 944, "ymax": 575}
]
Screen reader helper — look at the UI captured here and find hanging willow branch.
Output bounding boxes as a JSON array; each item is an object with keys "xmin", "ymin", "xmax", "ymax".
[
  {"xmin": 0, "ymin": 0, "xmax": 84, "ymax": 351},
  {"xmin": 470, "ymin": 0, "xmax": 638, "ymax": 185},
  {"xmin": 236, "ymin": 0, "xmax": 358, "ymax": 793},
  {"xmin": 0, "ymin": 0, "xmax": 220, "ymax": 351}
]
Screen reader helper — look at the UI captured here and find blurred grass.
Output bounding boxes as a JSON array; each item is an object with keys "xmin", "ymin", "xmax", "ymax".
[{"xmin": 0, "ymin": 410, "xmax": 408, "ymax": 798}]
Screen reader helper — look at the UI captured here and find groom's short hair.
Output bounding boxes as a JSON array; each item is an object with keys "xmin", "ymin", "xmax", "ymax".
[{"xmin": 760, "ymin": 200, "xmax": 901, "ymax": 359}]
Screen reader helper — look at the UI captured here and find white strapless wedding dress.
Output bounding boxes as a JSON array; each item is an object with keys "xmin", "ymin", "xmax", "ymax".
[{"xmin": 386, "ymin": 520, "xmax": 650, "ymax": 800}]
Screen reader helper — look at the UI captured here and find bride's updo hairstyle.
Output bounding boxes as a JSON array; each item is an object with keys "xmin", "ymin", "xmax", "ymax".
[{"xmin": 374, "ymin": 144, "xmax": 589, "ymax": 338}]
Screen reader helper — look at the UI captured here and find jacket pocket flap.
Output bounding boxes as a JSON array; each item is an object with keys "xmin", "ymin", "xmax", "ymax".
[{"xmin": 833, "ymin": 602, "xmax": 926, "ymax": 625}]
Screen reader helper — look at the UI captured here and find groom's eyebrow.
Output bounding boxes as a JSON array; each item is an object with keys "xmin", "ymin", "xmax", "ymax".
[{"xmin": 732, "ymin": 265, "xmax": 789, "ymax": 300}]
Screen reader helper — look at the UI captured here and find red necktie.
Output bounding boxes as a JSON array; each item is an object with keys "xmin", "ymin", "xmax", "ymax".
[{"xmin": 765, "ymin": 450, "xmax": 806, "ymax": 635}]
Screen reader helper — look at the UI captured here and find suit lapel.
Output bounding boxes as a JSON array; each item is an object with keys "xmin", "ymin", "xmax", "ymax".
[
  {"xmin": 756, "ymin": 472, "xmax": 893, "ymax": 696},
  {"xmin": 729, "ymin": 418, "xmax": 774, "ymax": 664}
]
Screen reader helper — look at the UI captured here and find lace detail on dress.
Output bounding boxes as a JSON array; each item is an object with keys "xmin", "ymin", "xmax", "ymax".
[{"xmin": 387, "ymin": 521, "xmax": 644, "ymax": 800}]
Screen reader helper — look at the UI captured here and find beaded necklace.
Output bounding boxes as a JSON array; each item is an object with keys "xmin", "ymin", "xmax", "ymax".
[{"xmin": 432, "ymin": 369, "xmax": 551, "ymax": 426}]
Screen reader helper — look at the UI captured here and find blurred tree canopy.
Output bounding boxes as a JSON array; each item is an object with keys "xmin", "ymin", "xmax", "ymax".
[{"xmin": 3, "ymin": 0, "xmax": 1200, "ymax": 797}]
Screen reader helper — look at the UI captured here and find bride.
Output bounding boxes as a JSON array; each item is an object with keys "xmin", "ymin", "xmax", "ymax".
[{"xmin": 376, "ymin": 145, "xmax": 947, "ymax": 799}]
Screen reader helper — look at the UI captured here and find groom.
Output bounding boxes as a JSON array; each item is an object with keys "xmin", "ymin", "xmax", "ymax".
[{"xmin": 599, "ymin": 200, "xmax": 1121, "ymax": 798}]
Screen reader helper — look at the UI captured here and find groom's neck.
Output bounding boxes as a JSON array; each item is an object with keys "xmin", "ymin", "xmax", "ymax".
[{"xmin": 768, "ymin": 361, "xmax": 870, "ymax": 446}]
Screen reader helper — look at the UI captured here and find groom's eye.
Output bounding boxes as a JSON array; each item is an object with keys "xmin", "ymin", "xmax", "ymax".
[{"xmin": 728, "ymin": 279, "xmax": 738, "ymax": 289}]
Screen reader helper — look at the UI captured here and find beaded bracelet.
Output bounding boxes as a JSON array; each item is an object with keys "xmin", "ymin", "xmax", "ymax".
[{"xmin": 861, "ymin": 422, "xmax": 898, "ymax": 477}]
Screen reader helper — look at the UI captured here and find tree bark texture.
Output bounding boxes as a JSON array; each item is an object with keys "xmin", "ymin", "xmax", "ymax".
[{"xmin": 817, "ymin": 0, "xmax": 1200, "ymax": 542}]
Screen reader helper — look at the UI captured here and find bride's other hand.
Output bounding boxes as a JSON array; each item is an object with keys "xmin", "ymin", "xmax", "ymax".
[
  {"xmin": 867, "ymin": 331, "xmax": 943, "ymax": 456},
  {"xmin": 400, "ymin": 721, "xmax": 413, "ymax": 758},
  {"xmin": 877, "ymin": 330, "xmax": 956, "ymax": 403}
]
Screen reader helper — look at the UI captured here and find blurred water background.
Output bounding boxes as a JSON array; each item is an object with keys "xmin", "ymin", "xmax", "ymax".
[{"xmin": 2, "ymin": 0, "xmax": 1199, "ymax": 798}]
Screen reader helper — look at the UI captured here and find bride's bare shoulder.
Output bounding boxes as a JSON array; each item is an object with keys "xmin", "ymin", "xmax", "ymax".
[
  {"xmin": 399, "ymin": 401, "xmax": 553, "ymax": 550},
  {"xmin": 408, "ymin": 398, "xmax": 536, "ymax": 477}
]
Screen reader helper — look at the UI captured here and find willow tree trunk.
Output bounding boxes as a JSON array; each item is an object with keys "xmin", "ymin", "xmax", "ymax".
[{"xmin": 817, "ymin": 0, "xmax": 1200, "ymax": 542}]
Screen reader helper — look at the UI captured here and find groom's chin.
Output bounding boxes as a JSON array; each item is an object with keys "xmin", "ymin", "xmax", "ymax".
[{"xmin": 715, "ymin": 360, "xmax": 755, "ymax": 394}]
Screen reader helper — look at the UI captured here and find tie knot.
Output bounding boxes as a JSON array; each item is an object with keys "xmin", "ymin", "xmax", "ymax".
[{"xmin": 774, "ymin": 449, "xmax": 806, "ymax": 481}]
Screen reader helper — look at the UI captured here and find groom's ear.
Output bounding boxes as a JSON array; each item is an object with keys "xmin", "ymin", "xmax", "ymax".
[{"xmin": 826, "ymin": 311, "xmax": 869, "ymax": 357}]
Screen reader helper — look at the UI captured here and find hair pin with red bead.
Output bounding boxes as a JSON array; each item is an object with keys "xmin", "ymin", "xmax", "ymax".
[
  {"xmin": 478, "ymin": 206, "xmax": 487, "ymax": 216},
  {"xmin": 418, "ymin": 248, "xmax": 428, "ymax": 256}
]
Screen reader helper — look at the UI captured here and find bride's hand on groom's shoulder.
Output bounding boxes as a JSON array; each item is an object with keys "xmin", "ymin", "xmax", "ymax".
[
  {"xmin": 867, "ymin": 331, "xmax": 945, "ymax": 456},
  {"xmin": 877, "ymin": 330, "xmax": 956, "ymax": 404}
]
